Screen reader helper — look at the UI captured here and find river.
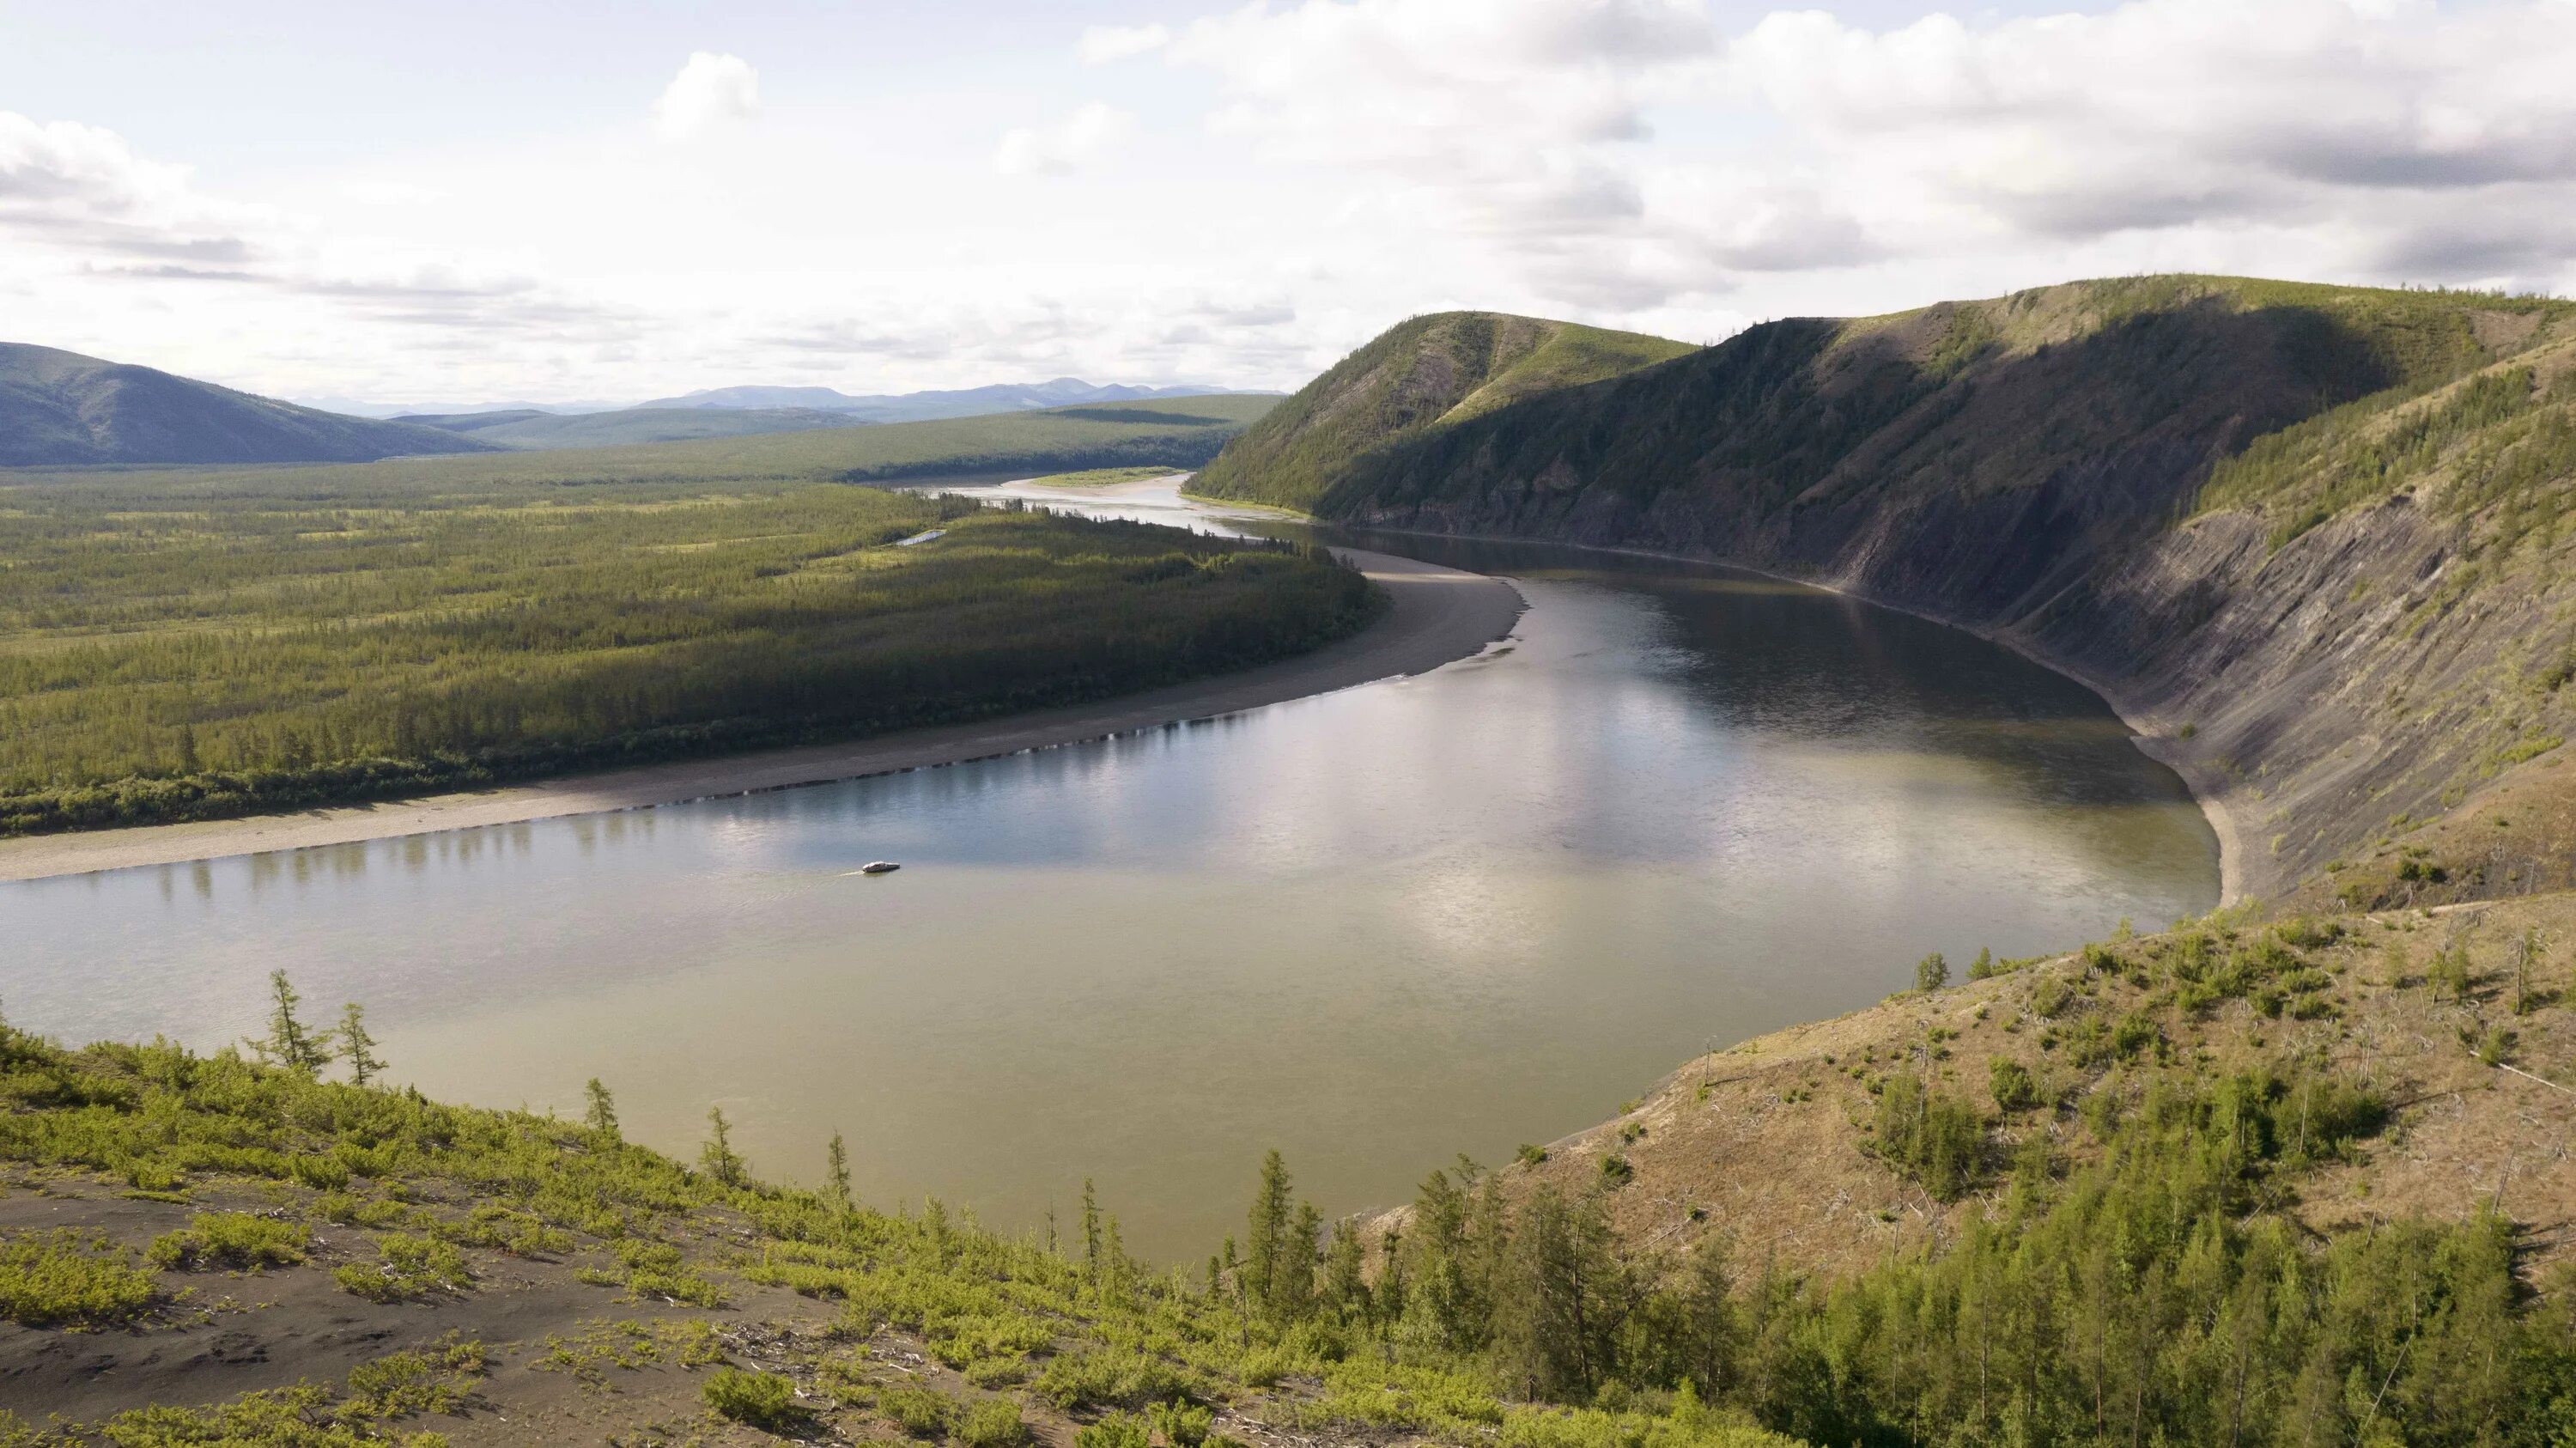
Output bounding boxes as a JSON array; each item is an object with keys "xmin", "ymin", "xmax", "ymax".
[{"xmin": 1, "ymin": 479, "xmax": 2216, "ymax": 1260}]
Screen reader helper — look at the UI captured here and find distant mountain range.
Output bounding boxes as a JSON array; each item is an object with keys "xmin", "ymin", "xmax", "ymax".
[
  {"xmin": 336, "ymin": 379, "xmax": 1279, "ymax": 452},
  {"xmin": 0, "ymin": 348, "xmax": 1277, "ymax": 465},
  {"xmin": 632, "ymin": 378, "xmax": 1266, "ymax": 423},
  {"xmin": 387, "ymin": 405, "xmax": 869, "ymax": 450},
  {"xmin": 0, "ymin": 344, "xmax": 498, "ymax": 468}
]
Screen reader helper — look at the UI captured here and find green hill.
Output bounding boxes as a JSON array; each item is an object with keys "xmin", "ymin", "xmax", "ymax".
[
  {"xmin": 0, "ymin": 343, "xmax": 498, "ymax": 466},
  {"xmin": 1195, "ymin": 278, "xmax": 2576, "ymax": 903},
  {"xmin": 1188, "ymin": 312, "xmax": 1693, "ymax": 512}
]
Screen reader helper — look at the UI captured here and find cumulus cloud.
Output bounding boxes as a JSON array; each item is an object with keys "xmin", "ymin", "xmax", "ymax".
[
  {"xmin": 1159, "ymin": 0, "xmax": 1754, "ymax": 307},
  {"xmin": 993, "ymin": 102, "xmax": 1138, "ymax": 175},
  {"xmin": 1078, "ymin": 23, "xmax": 1171, "ymax": 63},
  {"xmin": 653, "ymin": 52, "xmax": 761, "ymax": 142},
  {"xmin": 1145, "ymin": 0, "xmax": 2576, "ymax": 313},
  {"xmin": 1722, "ymin": 0, "xmax": 2576, "ymax": 280}
]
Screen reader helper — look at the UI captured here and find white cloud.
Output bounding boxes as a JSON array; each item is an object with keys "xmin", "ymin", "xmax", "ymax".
[
  {"xmin": 1722, "ymin": 0, "xmax": 2576, "ymax": 279},
  {"xmin": 653, "ymin": 52, "xmax": 761, "ymax": 142},
  {"xmin": 1077, "ymin": 23, "xmax": 1171, "ymax": 63},
  {"xmin": 993, "ymin": 102, "xmax": 1139, "ymax": 176}
]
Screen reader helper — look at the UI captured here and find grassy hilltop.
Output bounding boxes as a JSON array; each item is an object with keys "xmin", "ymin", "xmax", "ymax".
[
  {"xmin": 1188, "ymin": 313, "xmax": 1693, "ymax": 513},
  {"xmin": 1192, "ymin": 278, "xmax": 2576, "ymax": 903}
]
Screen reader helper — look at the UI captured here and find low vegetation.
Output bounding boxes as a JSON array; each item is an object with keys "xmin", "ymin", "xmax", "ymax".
[
  {"xmin": 0, "ymin": 474, "xmax": 1378, "ymax": 834},
  {"xmin": 1022, "ymin": 465, "xmax": 1188, "ymax": 488},
  {"xmin": 7, "ymin": 912, "xmax": 2576, "ymax": 1445}
]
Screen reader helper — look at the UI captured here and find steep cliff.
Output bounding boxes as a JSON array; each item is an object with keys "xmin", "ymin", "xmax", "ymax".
[{"xmin": 1193, "ymin": 278, "xmax": 2576, "ymax": 902}]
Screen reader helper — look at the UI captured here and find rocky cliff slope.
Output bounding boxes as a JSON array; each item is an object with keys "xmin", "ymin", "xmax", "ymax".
[{"xmin": 1194, "ymin": 278, "xmax": 2576, "ymax": 903}]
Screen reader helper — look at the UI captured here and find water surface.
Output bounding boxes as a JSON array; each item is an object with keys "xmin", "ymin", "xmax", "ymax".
[{"xmin": 3, "ymin": 484, "xmax": 2216, "ymax": 1259}]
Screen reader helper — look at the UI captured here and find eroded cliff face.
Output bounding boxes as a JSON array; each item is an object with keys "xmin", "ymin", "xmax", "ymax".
[{"xmin": 1283, "ymin": 282, "xmax": 2576, "ymax": 902}]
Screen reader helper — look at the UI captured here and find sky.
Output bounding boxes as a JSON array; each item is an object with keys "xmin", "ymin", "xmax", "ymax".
[{"xmin": 4, "ymin": 0, "xmax": 2575, "ymax": 408}]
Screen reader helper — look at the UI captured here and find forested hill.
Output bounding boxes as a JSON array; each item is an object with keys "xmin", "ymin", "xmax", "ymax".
[
  {"xmin": 1194, "ymin": 278, "xmax": 2576, "ymax": 904},
  {"xmin": 1188, "ymin": 311, "xmax": 1693, "ymax": 510},
  {"xmin": 0, "ymin": 343, "xmax": 497, "ymax": 466}
]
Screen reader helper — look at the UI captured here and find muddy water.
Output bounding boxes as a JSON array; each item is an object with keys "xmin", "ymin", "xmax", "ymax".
[{"xmin": 2, "ymin": 482, "xmax": 2215, "ymax": 1260}]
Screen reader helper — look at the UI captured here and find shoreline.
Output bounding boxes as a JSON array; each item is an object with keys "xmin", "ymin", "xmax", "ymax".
[
  {"xmin": 0, "ymin": 547, "xmax": 1524, "ymax": 884},
  {"xmin": 1193, "ymin": 496, "xmax": 2246, "ymax": 909}
]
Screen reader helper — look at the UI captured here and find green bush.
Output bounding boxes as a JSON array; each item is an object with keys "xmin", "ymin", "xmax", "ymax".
[
  {"xmin": 149, "ymin": 1211, "xmax": 310, "ymax": 1271},
  {"xmin": 1149, "ymin": 1400, "xmax": 1215, "ymax": 1448},
  {"xmin": 1035, "ymin": 1348, "xmax": 1201, "ymax": 1410},
  {"xmin": 959, "ymin": 1396, "xmax": 1030, "ymax": 1448},
  {"xmin": 878, "ymin": 1384, "xmax": 953, "ymax": 1438},
  {"xmin": 342, "ymin": 1335, "xmax": 489, "ymax": 1419},
  {"xmin": 334, "ymin": 1232, "xmax": 469, "ymax": 1302},
  {"xmin": 1988, "ymin": 1060, "xmax": 2043, "ymax": 1113},
  {"xmin": 704, "ymin": 1368, "xmax": 805, "ymax": 1432},
  {"xmin": 0, "ymin": 1230, "xmax": 155, "ymax": 1327},
  {"xmin": 1075, "ymin": 1411, "xmax": 1154, "ymax": 1448}
]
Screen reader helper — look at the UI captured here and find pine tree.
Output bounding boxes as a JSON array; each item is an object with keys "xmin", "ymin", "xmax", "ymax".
[
  {"xmin": 584, "ymin": 1078, "xmax": 619, "ymax": 1140},
  {"xmin": 1270, "ymin": 1201, "xmax": 1321, "ymax": 1323},
  {"xmin": 252, "ymin": 970, "xmax": 331, "ymax": 1074},
  {"xmin": 1917, "ymin": 952, "xmax": 1951, "ymax": 993},
  {"xmin": 1080, "ymin": 1177, "xmax": 1103, "ymax": 1281},
  {"xmin": 1324, "ymin": 1219, "xmax": 1372, "ymax": 1325},
  {"xmin": 701, "ymin": 1106, "xmax": 744, "ymax": 1186},
  {"xmin": 826, "ymin": 1131, "xmax": 854, "ymax": 1208},
  {"xmin": 337, "ymin": 1001, "xmax": 385, "ymax": 1086},
  {"xmin": 1674, "ymin": 1228, "xmax": 1739, "ymax": 1397},
  {"xmin": 1244, "ymin": 1149, "xmax": 1294, "ymax": 1312},
  {"xmin": 1492, "ymin": 1185, "xmax": 1625, "ymax": 1402}
]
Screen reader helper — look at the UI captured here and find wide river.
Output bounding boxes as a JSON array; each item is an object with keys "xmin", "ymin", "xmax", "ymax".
[{"xmin": 3, "ymin": 480, "xmax": 2217, "ymax": 1260}]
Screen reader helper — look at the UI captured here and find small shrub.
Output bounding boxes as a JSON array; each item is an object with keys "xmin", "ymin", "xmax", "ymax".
[
  {"xmin": 961, "ymin": 1397, "xmax": 1031, "ymax": 1448},
  {"xmin": 880, "ymin": 1384, "xmax": 953, "ymax": 1437},
  {"xmin": 0, "ymin": 1230, "xmax": 155, "ymax": 1327},
  {"xmin": 335, "ymin": 1232, "xmax": 469, "ymax": 1302},
  {"xmin": 343, "ymin": 1335, "xmax": 489, "ymax": 1418},
  {"xmin": 1516, "ymin": 1143, "xmax": 1548, "ymax": 1166},
  {"xmin": 1150, "ymin": 1400, "xmax": 1215, "ymax": 1448},
  {"xmin": 1077, "ymin": 1412, "xmax": 1154, "ymax": 1448},
  {"xmin": 445, "ymin": 1204, "xmax": 574, "ymax": 1258},
  {"xmin": 1989, "ymin": 1059, "xmax": 2043, "ymax": 1113},
  {"xmin": 149, "ymin": 1211, "xmax": 310, "ymax": 1272},
  {"xmin": 705, "ymin": 1367, "xmax": 805, "ymax": 1432},
  {"xmin": 1035, "ymin": 1348, "xmax": 1200, "ymax": 1410},
  {"xmin": 1597, "ymin": 1153, "xmax": 1634, "ymax": 1189},
  {"xmin": 2030, "ymin": 976, "xmax": 2075, "ymax": 1019}
]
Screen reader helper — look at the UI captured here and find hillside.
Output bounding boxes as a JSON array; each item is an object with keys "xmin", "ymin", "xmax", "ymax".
[
  {"xmin": 1194, "ymin": 279, "xmax": 2576, "ymax": 903},
  {"xmin": 0, "ymin": 343, "xmax": 497, "ymax": 466},
  {"xmin": 398, "ymin": 405, "xmax": 860, "ymax": 449},
  {"xmin": 1188, "ymin": 312, "xmax": 1694, "ymax": 510},
  {"xmin": 7, "ymin": 892, "xmax": 2573, "ymax": 1447}
]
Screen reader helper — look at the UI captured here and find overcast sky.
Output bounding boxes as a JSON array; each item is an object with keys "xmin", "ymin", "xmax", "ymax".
[{"xmin": 5, "ymin": 0, "xmax": 2573, "ymax": 407}]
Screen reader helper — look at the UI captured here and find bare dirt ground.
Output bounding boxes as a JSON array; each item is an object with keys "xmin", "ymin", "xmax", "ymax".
[
  {"xmin": 1375, "ymin": 891, "xmax": 2576, "ymax": 1287},
  {"xmin": 0, "ymin": 549, "xmax": 1522, "ymax": 885},
  {"xmin": 0, "ymin": 1171, "xmax": 1060, "ymax": 1445}
]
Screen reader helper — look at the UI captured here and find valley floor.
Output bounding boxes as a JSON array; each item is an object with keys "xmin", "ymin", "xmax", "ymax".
[{"xmin": 0, "ymin": 549, "xmax": 1521, "ymax": 883}]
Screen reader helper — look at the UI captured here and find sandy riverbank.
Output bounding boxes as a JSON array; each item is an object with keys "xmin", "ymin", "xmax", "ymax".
[{"xmin": 0, "ymin": 548, "xmax": 1522, "ymax": 884}]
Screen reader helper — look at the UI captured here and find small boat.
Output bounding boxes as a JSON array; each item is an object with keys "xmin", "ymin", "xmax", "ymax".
[{"xmin": 857, "ymin": 861, "xmax": 901, "ymax": 875}]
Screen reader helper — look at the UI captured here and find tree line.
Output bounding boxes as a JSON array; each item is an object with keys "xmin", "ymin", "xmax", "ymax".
[{"xmin": 0, "ymin": 480, "xmax": 1379, "ymax": 834}]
